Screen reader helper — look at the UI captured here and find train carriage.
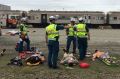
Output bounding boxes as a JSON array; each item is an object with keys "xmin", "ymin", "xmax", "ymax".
[
  {"xmin": 107, "ymin": 11, "xmax": 120, "ymax": 29},
  {"xmin": 28, "ymin": 10, "xmax": 105, "ymax": 28},
  {"xmin": 0, "ymin": 10, "xmax": 21, "ymax": 28},
  {"xmin": 1, "ymin": 10, "xmax": 120, "ymax": 29}
]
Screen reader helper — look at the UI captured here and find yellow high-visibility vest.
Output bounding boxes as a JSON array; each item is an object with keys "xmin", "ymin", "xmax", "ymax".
[
  {"xmin": 67, "ymin": 24, "xmax": 76, "ymax": 36},
  {"xmin": 76, "ymin": 23, "xmax": 87, "ymax": 37},
  {"xmin": 46, "ymin": 24, "xmax": 59, "ymax": 40},
  {"xmin": 20, "ymin": 23, "xmax": 28, "ymax": 35}
]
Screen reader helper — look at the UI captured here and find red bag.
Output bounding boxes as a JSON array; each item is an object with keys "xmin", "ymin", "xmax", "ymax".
[{"xmin": 79, "ymin": 62, "xmax": 90, "ymax": 68}]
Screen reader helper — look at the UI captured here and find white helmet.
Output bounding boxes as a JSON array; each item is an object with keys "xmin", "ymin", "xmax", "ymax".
[
  {"xmin": 70, "ymin": 18, "xmax": 76, "ymax": 22},
  {"xmin": 21, "ymin": 17, "xmax": 27, "ymax": 22},
  {"xmin": 78, "ymin": 17, "xmax": 84, "ymax": 21},
  {"xmin": 49, "ymin": 16, "xmax": 56, "ymax": 20}
]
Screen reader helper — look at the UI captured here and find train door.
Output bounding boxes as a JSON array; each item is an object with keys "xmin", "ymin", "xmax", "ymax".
[{"xmin": 41, "ymin": 14, "xmax": 47, "ymax": 27}]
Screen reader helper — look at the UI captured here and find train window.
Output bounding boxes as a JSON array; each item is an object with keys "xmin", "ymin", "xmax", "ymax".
[
  {"xmin": 74, "ymin": 16, "xmax": 78, "ymax": 18},
  {"xmin": 58, "ymin": 16, "xmax": 65, "ymax": 20},
  {"xmin": 97, "ymin": 17, "xmax": 100, "ymax": 20},
  {"xmin": 11, "ymin": 16, "xmax": 15, "ymax": 19},
  {"xmin": 28, "ymin": 16, "xmax": 31, "ymax": 20},
  {"xmin": 88, "ymin": 16, "xmax": 91, "ymax": 19},
  {"xmin": 62, "ymin": 16, "xmax": 65, "ymax": 19},
  {"xmin": 100, "ymin": 17, "xmax": 104, "ymax": 20},
  {"xmin": 97, "ymin": 17, "xmax": 102, "ymax": 20},
  {"xmin": 84, "ymin": 16, "xmax": 87, "ymax": 19},
  {"xmin": 113, "ymin": 17, "xmax": 117, "ymax": 20},
  {"xmin": 36, "ymin": 17, "xmax": 39, "ymax": 19},
  {"xmin": 57, "ymin": 15, "xmax": 70, "ymax": 20},
  {"xmin": 58, "ymin": 17, "xmax": 62, "ymax": 19}
]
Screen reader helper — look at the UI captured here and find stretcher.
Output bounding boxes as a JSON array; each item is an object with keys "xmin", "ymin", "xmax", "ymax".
[{"xmin": 99, "ymin": 56, "xmax": 119, "ymax": 66}]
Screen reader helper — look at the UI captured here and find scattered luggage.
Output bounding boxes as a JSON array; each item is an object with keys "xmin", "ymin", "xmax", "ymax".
[
  {"xmin": 0, "ymin": 49, "xmax": 6, "ymax": 56},
  {"xmin": 25, "ymin": 51, "xmax": 45, "ymax": 66},
  {"xmin": 7, "ymin": 57, "xmax": 23, "ymax": 66}
]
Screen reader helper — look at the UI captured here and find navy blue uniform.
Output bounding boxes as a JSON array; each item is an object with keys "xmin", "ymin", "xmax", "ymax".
[
  {"xmin": 66, "ymin": 27, "xmax": 76, "ymax": 53},
  {"xmin": 46, "ymin": 25, "xmax": 64, "ymax": 68},
  {"xmin": 75, "ymin": 24, "xmax": 89, "ymax": 60}
]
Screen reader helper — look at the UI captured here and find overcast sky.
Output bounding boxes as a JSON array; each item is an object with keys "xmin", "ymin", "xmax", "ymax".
[{"xmin": 1, "ymin": 0, "xmax": 120, "ymax": 12}]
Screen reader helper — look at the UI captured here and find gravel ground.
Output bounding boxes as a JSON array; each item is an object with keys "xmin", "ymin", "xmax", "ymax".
[
  {"xmin": 0, "ymin": 28, "xmax": 120, "ymax": 79},
  {"xmin": 2, "ymin": 28, "xmax": 120, "ymax": 53}
]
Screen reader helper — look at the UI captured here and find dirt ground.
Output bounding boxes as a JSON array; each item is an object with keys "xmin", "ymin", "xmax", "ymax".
[{"xmin": 0, "ymin": 28, "xmax": 120, "ymax": 79}]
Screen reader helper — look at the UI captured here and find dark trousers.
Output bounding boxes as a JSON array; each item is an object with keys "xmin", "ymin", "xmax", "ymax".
[
  {"xmin": 48, "ymin": 40, "xmax": 59, "ymax": 67},
  {"xmin": 77, "ymin": 37, "xmax": 88, "ymax": 60},
  {"xmin": 19, "ymin": 38, "xmax": 30, "ymax": 52},
  {"xmin": 66, "ymin": 36, "xmax": 76, "ymax": 53},
  {"xmin": 0, "ymin": 27, "xmax": 1, "ymax": 36}
]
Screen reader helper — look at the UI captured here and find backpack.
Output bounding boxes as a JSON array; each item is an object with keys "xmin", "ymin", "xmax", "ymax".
[
  {"xmin": 26, "ymin": 53, "xmax": 45, "ymax": 66},
  {"xmin": 26, "ymin": 56, "xmax": 41, "ymax": 64},
  {"xmin": 8, "ymin": 57, "xmax": 23, "ymax": 66}
]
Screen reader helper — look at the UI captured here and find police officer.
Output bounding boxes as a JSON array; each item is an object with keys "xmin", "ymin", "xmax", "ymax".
[
  {"xmin": 46, "ymin": 16, "xmax": 69, "ymax": 69},
  {"xmin": 18, "ymin": 17, "xmax": 30, "ymax": 53},
  {"xmin": 76, "ymin": 17, "xmax": 90, "ymax": 60},
  {"xmin": 66, "ymin": 18, "xmax": 76, "ymax": 54}
]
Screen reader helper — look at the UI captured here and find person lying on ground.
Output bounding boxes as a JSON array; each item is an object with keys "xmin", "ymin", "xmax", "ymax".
[
  {"xmin": 60, "ymin": 49, "xmax": 78, "ymax": 66},
  {"xmin": 92, "ymin": 50, "xmax": 110, "ymax": 61},
  {"xmin": 92, "ymin": 50, "xmax": 119, "ymax": 66},
  {"xmin": 25, "ymin": 52, "xmax": 45, "ymax": 65}
]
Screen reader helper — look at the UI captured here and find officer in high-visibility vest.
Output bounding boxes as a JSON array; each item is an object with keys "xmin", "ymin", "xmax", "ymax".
[
  {"xmin": 66, "ymin": 18, "xmax": 76, "ymax": 54},
  {"xmin": 18, "ymin": 17, "xmax": 30, "ymax": 53},
  {"xmin": 76, "ymin": 17, "xmax": 90, "ymax": 60},
  {"xmin": 46, "ymin": 16, "xmax": 70, "ymax": 69}
]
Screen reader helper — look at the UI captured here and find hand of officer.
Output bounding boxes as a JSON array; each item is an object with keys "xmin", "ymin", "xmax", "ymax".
[
  {"xmin": 88, "ymin": 37, "xmax": 90, "ymax": 40},
  {"xmin": 64, "ymin": 25, "xmax": 71, "ymax": 29}
]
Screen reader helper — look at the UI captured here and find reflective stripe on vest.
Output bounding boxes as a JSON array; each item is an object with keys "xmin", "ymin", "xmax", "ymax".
[
  {"xmin": 76, "ymin": 23, "xmax": 87, "ymax": 37},
  {"xmin": 46, "ymin": 24, "xmax": 59, "ymax": 40}
]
